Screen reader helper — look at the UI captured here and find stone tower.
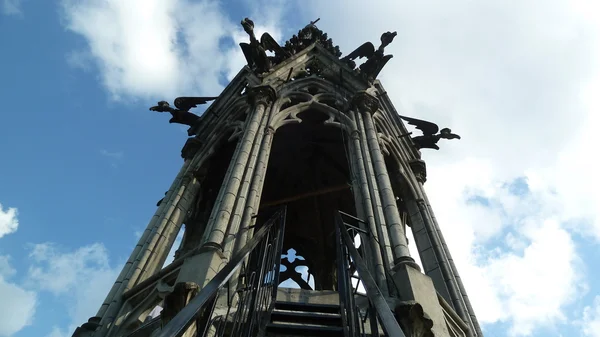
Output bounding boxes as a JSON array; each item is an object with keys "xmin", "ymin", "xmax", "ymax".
[{"xmin": 73, "ymin": 19, "xmax": 483, "ymax": 337}]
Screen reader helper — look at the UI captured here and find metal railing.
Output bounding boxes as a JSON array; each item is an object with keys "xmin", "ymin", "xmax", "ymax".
[
  {"xmin": 156, "ymin": 207, "xmax": 286, "ymax": 337},
  {"xmin": 335, "ymin": 211, "xmax": 406, "ymax": 337}
]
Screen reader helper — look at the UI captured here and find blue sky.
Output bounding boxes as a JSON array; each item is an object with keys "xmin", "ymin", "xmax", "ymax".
[{"xmin": 1, "ymin": 1, "xmax": 600, "ymax": 337}]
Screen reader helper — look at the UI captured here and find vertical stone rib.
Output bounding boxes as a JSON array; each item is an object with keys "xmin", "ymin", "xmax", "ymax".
[
  {"xmin": 356, "ymin": 111, "xmax": 395, "ymax": 271},
  {"xmin": 354, "ymin": 92, "xmax": 413, "ymax": 264},
  {"xmin": 347, "ymin": 124, "xmax": 388, "ymax": 294},
  {"xmin": 142, "ymin": 180, "xmax": 201, "ymax": 276},
  {"xmin": 241, "ymin": 126, "xmax": 275, "ymax": 246},
  {"xmin": 222, "ymin": 96, "xmax": 270, "ymax": 258},
  {"xmin": 95, "ymin": 159, "xmax": 191, "ymax": 320},
  {"xmin": 205, "ymin": 86, "xmax": 276, "ymax": 249},
  {"xmin": 421, "ymin": 192, "xmax": 483, "ymax": 336},
  {"xmin": 126, "ymin": 178, "xmax": 189, "ymax": 288},
  {"xmin": 415, "ymin": 197, "xmax": 473, "ymax": 333},
  {"xmin": 232, "ymin": 99, "xmax": 277, "ymax": 256}
]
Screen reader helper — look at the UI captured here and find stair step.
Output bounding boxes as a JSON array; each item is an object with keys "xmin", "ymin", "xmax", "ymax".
[
  {"xmin": 266, "ymin": 323, "xmax": 345, "ymax": 336},
  {"xmin": 274, "ymin": 301, "xmax": 340, "ymax": 314},
  {"xmin": 271, "ymin": 310, "xmax": 342, "ymax": 326}
]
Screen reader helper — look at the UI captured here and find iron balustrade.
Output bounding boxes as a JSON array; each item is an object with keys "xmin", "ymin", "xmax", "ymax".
[
  {"xmin": 156, "ymin": 207, "xmax": 287, "ymax": 337},
  {"xmin": 335, "ymin": 211, "xmax": 406, "ymax": 337}
]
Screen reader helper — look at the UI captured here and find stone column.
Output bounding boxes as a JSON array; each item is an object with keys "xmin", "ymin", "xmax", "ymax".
[
  {"xmin": 204, "ymin": 85, "xmax": 276, "ymax": 250},
  {"xmin": 233, "ymin": 123, "xmax": 275, "ymax": 255},
  {"xmin": 419, "ymin": 186, "xmax": 482, "ymax": 336},
  {"xmin": 95, "ymin": 161, "xmax": 203, "ymax": 336},
  {"xmin": 353, "ymin": 92, "xmax": 414, "ymax": 266},
  {"xmin": 406, "ymin": 160, "xmax": 481, "ymax": 336},
  {"xmin": 347, "ymin": 125, "xmax": 389, "ymax": 294},
  {"xmin": 222, "ymin": 90, "xmax": 273, "ymax": 259}
]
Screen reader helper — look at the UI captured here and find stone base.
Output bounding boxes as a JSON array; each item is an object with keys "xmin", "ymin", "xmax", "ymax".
[{"xmin": 391, "ymin": 263, "xmax": 450, "ymax": 336}]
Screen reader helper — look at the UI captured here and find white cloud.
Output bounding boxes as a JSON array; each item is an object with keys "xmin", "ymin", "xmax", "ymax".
[
  {"xmin": 1, "ymin": 0, "xmax": 22, "ymax": 15},
  {"xmin": 28, "ymin": 243, "xmax": 121, "ymax": 336},
  {"xmin": 59, "ymin": 0, "xmax": 239, "ymax": 101},
  {"xmin": 0, "ymin": 255, "xmax": 37, "ymax": 337},
  {"xmin": 581, "ymin": 296, "xmax": 600, "ymax": 337},
  {"xmin": 296, "ymin": 0, "xmax": 600, "ymax": 335},
  {"xmin": 53, "ymin": 0, "xmax": 600, "ymax": 335},
  {"xmin": 0, "ymin": 203, "xmax": 18, "ymax": 238}
]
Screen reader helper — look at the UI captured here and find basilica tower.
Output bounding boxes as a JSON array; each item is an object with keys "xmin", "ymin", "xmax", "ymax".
[{"xmin": 73, "ymin": 18, "xmax": 482, "ymax": 337}]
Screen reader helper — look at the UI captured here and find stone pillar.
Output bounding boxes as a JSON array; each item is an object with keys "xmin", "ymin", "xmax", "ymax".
[
  {"xmin": 406, "ymin": 159, "xmax": 481, "ymax": 336},
  {"xmin": 233, "ymin": 123, "xmax": 275, "ymax": 255},
  {"xmin": 93, "ymin": 159, "xmax": 195, "ymax": 336},
  {"xmin": 204, "ymin": 85, "xmax": 276, "ymax": 250},
  {"xmin": 353, "ymin": 92, "xmax": 414, "ymax": 266},
  {"xmin": 222, "ymin": 88, "xmax": 274, "ymax": 259},
  {"xmin": 347, "ymin": 125, "xmax": 389, "ymax": 294}
]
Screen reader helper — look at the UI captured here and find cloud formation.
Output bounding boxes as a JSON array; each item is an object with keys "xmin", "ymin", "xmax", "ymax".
[
  {"xmin": 0, "ymin": 203, "xmax": 19, "ymax": 238},
  {"xmin": 28, "ymin": 243, "xmax": 121, "ymax": 337},
  {"xmin": 1, "ymin": 0, "xmax": 22, "ymax": 15},
  {"xmin": 298, "ymin": 0, "xmax": 600, "ymax": 335},
  {"xmin": 56, "ymin": 0, "xmax": 600, "ymax": 335},
  {"xmin": 59, "ymin": 0, "xmax": 239, "ymax": 101},
  {"xmin": 0, "ymin": 255, "xmax": 37, "ymax": 337}
]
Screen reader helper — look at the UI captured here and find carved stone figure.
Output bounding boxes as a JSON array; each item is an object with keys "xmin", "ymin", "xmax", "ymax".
[
  {"xmin": 342, "ymin": 31, "xmax": 397, "ymax": 82},
  {"xmin": 149, "ymin": 97, "xmax": 217, "ymax": 126},
  {"xmin": 239, "ymin": 18, "xmax": 289, "ymax": 74},
  {"xmin": 399, "ymin": 115, "xmax": 461, "ymax": 150},
  {"xmin": 282, "ymin": 19, "xmax": 341, "ymax": 58}
]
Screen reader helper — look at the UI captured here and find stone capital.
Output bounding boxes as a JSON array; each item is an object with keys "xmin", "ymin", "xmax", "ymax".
[
  {"xmin": 265, "ymin": 126, "xmax": 276, "ymax": 135},
  {"xmin": 247, "ymin": 85, "xmax": 277, "ymax": 106},
  {"xmin": 409, "ymin": 159, "xmax": 427, "ymax": 184},
  {"xmin": 352, "ymin": 91, "xmax": 380, "ymax": 114},
  {"xmin": 181, "ymin": 137, "xmax": 203, "ymax": 160},
  {"xmin": 350, "ymin": 129, "xmax": 361, "ymax": 140}
]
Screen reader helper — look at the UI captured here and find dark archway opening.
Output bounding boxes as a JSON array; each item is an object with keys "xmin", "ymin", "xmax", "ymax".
[{"xmin": 256, "ymin": 109, "xmax": 356, "ymax": 291}]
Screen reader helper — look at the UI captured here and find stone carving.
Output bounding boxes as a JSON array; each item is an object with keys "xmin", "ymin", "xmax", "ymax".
[
  {"xmin": 240, "ymin": 18, "xmax": 290, "ymax": 74},
  {"xmin": 409, "ymin": 159, "xmax": 427, "ymax": 183},
  {"xmin": 181, "ymin": 137, "xmax": 203, "ymax": 160},
  {"xmin": 282, "ymin": 19, "xmax": 342, "ymax": 58},
  {"xmin": 149, "ymin": 97, "xmax": 218, "ymax": 126},
  {"xmin": 247, "ymin": 85, "xmax": 277, "ymax": 105},
  {"xmin": 399, "ymin": 115, "xmax": 461, "ymax": 150},
  {"xmin": 352, "ymin": 92, "xmax": 380, "ymax": 114},
  {"xmin": 395, "ymin": 301, "xmax": 435, "ymax": 337},
  {"xmin": 342, "ymin": 31, "xmax": 397, "ymax": 82}
]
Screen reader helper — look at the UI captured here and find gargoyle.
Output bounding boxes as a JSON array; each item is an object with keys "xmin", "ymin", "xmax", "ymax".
[
  {"xmin": 399, "ymin": 115, "xmax": 461, "ymax": 150},
  {"xmin": 342, "ymin": 31, "xmax": 397, "ymax": 82},
  {"xmin": 239, "ymin": 18, "xmax": 289, "ymax": 74},
  {"xmin": 149, "ymin": 97, "xmax": 217, "ymax": 126}
]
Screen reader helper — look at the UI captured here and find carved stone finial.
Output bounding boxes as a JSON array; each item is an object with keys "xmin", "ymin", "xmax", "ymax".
[
  {"xmin": 395, "ymin": 302, "xmax": 435, "ymax": 337},
  {"xmin": 282, "ymin": 24, "xmax": 342, "ymax": 58},
  {"xmin": 181, "ymin": 137, "xmax": 203, "ymax": 160},
  {"xmin": 352, "ymin": 92, "xmax": 380, "ymax": 114},
  {"xmin": 247, "ymin": 85, "xmax": 277, "ymax": 106},
  {"xmin": 409, "ymin": 159, "xmax": 427, "ymax": 184}
]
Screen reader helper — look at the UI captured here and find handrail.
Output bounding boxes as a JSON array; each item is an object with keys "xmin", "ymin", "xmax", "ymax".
[
  {"xmin": 336, "ymin": 212, "xmax": 406, "ymax": 337},
  {"xmin": 156, "ymin": 208, "xmax": 286, "ymax": 337}
]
